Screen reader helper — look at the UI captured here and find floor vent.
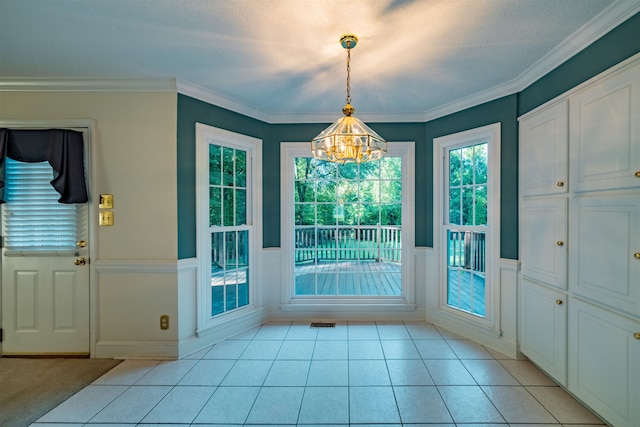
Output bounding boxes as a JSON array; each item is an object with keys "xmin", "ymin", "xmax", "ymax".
[{"xmin": 310, "ymin": 322, "xmax": 336, "ymax": 328}]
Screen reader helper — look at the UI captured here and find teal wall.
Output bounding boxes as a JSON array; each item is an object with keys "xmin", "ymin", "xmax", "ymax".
[
  {"xmin": 519, "ymin": 12, "xmax": 640, "ymax": 114},
  {"xmin": 177, "ymin": 12, "xmax": 639, "ymax": 260},
  {"xmin": 424, "ymin": 95, "xmax": 519, "ymax": 258},
  {"xmin": 177, "ymin": 95, "xmax": 268, "ymax": 259}
]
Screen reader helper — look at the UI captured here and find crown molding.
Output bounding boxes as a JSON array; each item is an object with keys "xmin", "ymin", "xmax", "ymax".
[
  {"xmin": 176, "ymin": 79, "xmax": 270, "ymax": 123},
  {"xmin": 2, "ymin": 2, "xmax": 636, "ymax": 125},
  {"xmin": 177, "ymin": 0, "xmax": 640, "ymax": 125},
  {"xmin": 421, "ymin": 79, "xmax": 522, "ymax": 123},
  {"xmin": 267, "ymin": 111, "xmax": 428, "ymax": 124},
  {"xmin": 515, "ymin": 0, "xmax": 640, "ymax": 92},
  {"xmin": 0, "ymin": 77, "xmax": 176, "ymax": 92}
]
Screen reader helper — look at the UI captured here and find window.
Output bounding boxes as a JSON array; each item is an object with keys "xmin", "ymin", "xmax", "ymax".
[
  {"xmin": 2, "ymin": 158, "xmax": 84, "ymax": 253},
  {"xmin": 446, "ymin": 142, "xmax": 487, "ymax": 316},
  {"xmin": 281, "ymin": 142, "xmax": 414, "ymax": 307},
  {"xmin": 434, "ymin": 123, "xmax": 500, "ymax": 328},
  {"xmin": 196, "ymin": 124, "xmax": 261, "ymax": 329},
  {"xmin": 293, "ymin": 156, "xmax": 402, "ymax": 296}
]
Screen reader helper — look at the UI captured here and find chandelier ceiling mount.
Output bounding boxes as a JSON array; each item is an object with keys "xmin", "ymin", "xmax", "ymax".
[{"xmin": 311, "ymin": 34, "xmax": 387, "ymax": 164}]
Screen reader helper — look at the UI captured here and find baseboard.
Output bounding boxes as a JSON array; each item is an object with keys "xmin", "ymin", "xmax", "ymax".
[{"xmin": 94, "ymin": 340, "xmax": 179, "ymax": 360}]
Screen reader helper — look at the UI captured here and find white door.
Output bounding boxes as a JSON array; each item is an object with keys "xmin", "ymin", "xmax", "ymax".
[
  {"xmin": 519, "ymin": 278, "xmax": 567, "ymax": 386},
  {"xmin": 1, "ymin": 158, "xmax": 89, "ymax": 355},
  {"xmin": 520, "ymin": 198, "xmax": 568, "ymax": 289},
  {"xmin": 519, "ymin": 99, "xmax": 568, "ymax": 196}
]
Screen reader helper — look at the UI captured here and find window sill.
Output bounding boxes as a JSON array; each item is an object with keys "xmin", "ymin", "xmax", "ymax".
[{"xmin": 280, "ymin": 298, "xmax": 416, "ymax": 313}]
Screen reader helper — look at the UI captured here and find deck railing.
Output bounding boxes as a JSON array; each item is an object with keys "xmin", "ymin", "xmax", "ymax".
[
  {"xmin": 447, "ymin": 230, "xmax": 486, "ymax": 273},
  {"xmin": 295, "ymin": 225, "xmax": 401, "ymax": 264}
]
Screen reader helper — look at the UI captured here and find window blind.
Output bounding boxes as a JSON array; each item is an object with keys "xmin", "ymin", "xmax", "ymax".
[{"xmin": 2, "ymin": 158, "xmax": 82, "ymax": 253}]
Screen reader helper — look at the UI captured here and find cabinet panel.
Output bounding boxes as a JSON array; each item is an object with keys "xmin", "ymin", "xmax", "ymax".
[
  {"xmin": 519, "ymin": 100, "xmax": 568, "ymax": 196},
  {"xmin": 570, "ymin": 195, "xmax": 640, "ymax": 316},
  {"xmin": 520, "ymin": 198, "xmax": 567, "ymax": 289},
  {"xmin": 570, "ymin": 62, "xmax": 640, "ymax": 192},
  {"xmin": 520, "ymin": 278, "xmax": 567, "ymax": 385},
  {"xmin": 569, "ymin": 299, "xmax": 640, "ymax": 427}
]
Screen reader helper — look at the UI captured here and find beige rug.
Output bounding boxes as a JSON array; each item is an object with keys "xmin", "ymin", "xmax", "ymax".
[{"xmin": 0, "ymin": 357, "xmax": 121, "ymax": 427}]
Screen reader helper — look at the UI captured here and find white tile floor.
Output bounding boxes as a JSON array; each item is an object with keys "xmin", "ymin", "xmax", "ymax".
[{"xmin": 32, "ymin": 321, "xmax": 606, "ymax": 426}]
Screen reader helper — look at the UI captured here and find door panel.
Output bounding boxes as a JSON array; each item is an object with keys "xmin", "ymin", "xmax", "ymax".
[
  {"xmin": 3, "ymin": 255, "xmax": 89, "ymax": 354},
  {"xmin": 519, "ymin": 100, "xmax": 568, "ymax": 196},
  {"xmin": 570, "ymin": 194, "xmax": 639, "ymax": 316},
  {"xmin": 520, "ymin": 198, "xmax": 567, "ymax": 289},
  {"xmin": 1, "ymin": 137, "xmax": 90, "ymax": 356},
  {"xmin": 520, "ymin": 278, "xmax": 567, "ymax": 385},
  {"xmin": 569, "ymin": 61, "xmax": 640, "ymax": 192}
]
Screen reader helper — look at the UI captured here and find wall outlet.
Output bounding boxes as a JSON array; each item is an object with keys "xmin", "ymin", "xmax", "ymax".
[{"xmin": 160, "ymin": 315, "xmax": 169, "ymax": 330}]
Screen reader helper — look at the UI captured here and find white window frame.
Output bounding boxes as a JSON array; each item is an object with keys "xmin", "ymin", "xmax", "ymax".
[
  {"xmin": 196, "ymin": 123, "xmax": 262, "ymax": 333},
  {"xmin": 280, "ymin": 142, "xmax": 415, "ymax": 311},
  {"xmin": 433, "ymin": 123, "xmax": 501, "ymax": 334}
]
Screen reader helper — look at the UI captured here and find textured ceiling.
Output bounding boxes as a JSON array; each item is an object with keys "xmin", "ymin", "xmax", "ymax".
[{"xmin": 1, "ymin": 0, "xmax": 638, "ymax": 122}]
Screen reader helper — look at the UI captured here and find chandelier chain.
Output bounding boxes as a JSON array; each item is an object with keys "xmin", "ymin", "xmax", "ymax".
[{"xmin": 346, "ymin": 40, "xmax": 351, "ymax": 105}]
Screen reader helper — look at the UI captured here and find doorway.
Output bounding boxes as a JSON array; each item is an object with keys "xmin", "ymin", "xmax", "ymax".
[{"xmin": 0, "ymin": 124, "xmax": 92, "ymax": 356}]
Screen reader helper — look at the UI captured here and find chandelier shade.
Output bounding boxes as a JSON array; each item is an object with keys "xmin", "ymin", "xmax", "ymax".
[
  {"xmin": 311, "ymin": 112, "xmax": 386, "ymax": 163},
  {"xmin": 311, "ymin": 34, "xmax": 387, "ymax": 163}
]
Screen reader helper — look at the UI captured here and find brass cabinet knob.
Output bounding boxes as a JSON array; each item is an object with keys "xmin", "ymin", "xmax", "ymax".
[
  {"xmin": 556, "ymin": 299, "xmax": 563, "ymax": 305},
  {"xmin": 556, "ymin": 181, "xmax": 565, "ymax": 187},
  {"xmin": 557, "ymin": 241, "xmax": 564, "ymax": 247},
  {"xmin": 74, "ymin": 257, "xmax": 87, "ymax": 266},
  {"xmin": 634, "ymin": 332, "xmax": 640, "ymax": 340},
  {"xmin": 635, "ymin": 253, "xmax": 640, "ymax": 260},
  {"xmin": 635, "ymin": 171, "xmax": 640, "ymax": 178}
]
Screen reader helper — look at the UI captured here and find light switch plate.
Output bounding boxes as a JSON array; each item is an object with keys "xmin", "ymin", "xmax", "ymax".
[
  {"xmin": 99, "ymin": 211, "xmax": 114, "ymax": 226},
  {"xmin": 99, "ymin": 194, "xmax": 114, "ymax": 209}
]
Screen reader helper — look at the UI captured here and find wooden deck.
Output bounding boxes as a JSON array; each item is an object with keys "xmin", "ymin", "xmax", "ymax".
[
  {"xmin": 447, "ymin": 268, "xmax": 486, "ymax": 316},
  {"xmin": 295, "ymin": 261, "xmax": 402, "ymax": 296},
  {"xmin": 209, "ymin": 262, "xmax": 485, "ymax": 317}
]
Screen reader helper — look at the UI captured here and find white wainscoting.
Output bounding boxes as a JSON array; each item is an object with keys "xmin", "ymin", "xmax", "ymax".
[
  {"xmin": 93, "ymin": 260, "xmax": 181, "ymax": 359},
  {"xmin": 93, "ymin": 250, "xmax": 518, "ymax": 359}
]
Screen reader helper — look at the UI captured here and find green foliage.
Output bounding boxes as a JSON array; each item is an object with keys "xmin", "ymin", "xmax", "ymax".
[
  {"xmin": 209, "ymin": 144, "xmax": 247, "ymax": 227},
  {"xmin": 448, "ymin": 142, "xmax": 488, "ymax": 226},
  {"xmin": 293, "ymin": 157, "xmax": 403, "ymax": 227}
]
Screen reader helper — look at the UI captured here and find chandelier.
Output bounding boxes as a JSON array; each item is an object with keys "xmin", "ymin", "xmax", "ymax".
[{"xmin": 311, "ymin": 34, "xmax": 387, "ymax": 163}]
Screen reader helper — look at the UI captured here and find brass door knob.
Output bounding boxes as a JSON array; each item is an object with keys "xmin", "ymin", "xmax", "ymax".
[
  {"xmin": 556, "ymin": 299, "xmax": 563, "ymax": 305},
  {"xmin": 557, "ymin": 241, "xmax": 564, "ymax": 247},
  {"xmin": 634, "ymin": 332, "xmax": 640, "ymax": 340},
  {"xmin": 76, "ymin": 240, "xmax": 87, "ymax": 248},
  {"xmin": 556, "ymin": 181, "xmax": 565, "ymax": 187},
  {"xmin": 635, "ymin": 171, "xmax": 640, "ymax": 178},
  {"xmin": 634, "ymin": 253, "xmax": 640, "ymax": 260},
  {"xmin": 74, "ymin": 257, "xmax": 87, "ymax": 266}
]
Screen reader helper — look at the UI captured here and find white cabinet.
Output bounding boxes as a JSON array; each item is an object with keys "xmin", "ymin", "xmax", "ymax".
[
  {"xmin": 570, "ymin": 63, "xmax": 640, "ymax": 192},
  {"xmin": 520, "ymin": 198, "xmax": 567, "ymax": 289},
  {"xmin": 520, "ymin": 278, "xmax": 567, "ymax": 385},
  {"xmin": 569, "ymin": 299, "xmax": 640, "ymax": 427},
  {"xmin": 519, "ymin": 55, "xmax": 640, "ymax": 427},
  {"xmin": 519, "ymin": 99, "xmax": 570, "ymax": 385},
  {"xmin": 520, "ymin": 100, "xmax": 568, "ymax": 196},
  {"xmin": 570, "ymin": 194, "xmax": 640, "ymax": 317}
]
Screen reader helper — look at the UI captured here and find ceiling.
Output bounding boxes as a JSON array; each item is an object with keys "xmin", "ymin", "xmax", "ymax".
[{"xmin": 1, "ymin": 0, "xmax": 639, "ymax": 123}]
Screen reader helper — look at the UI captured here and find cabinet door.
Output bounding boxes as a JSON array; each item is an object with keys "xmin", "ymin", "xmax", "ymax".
[
  {"xmin": 570, "ymin": 61, "xmax": 640, "ymax": 192},
  {"xmin": 520, "ymin": 198, "xmax": 567, "ymax": 289},
  {"xmin": 519, "ymin": 100, "xmax": 568, "ymax": 196},
  {"xmin": 569, "ymin": 299, "xmax": 640, "ymax": 427},
  {"xmin": 520, "ymin": 278, "xmax": 567, "ymax": 385},
  {"xmin": 570, "ymin": 195, "xmax": 640, "ymax": 316}
]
